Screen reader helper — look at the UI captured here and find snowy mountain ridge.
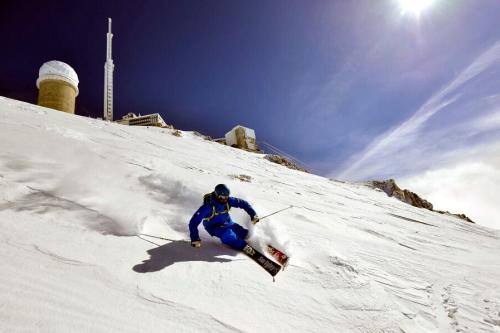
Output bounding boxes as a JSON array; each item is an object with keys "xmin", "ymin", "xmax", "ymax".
[{"xmin": 1, "ymin": 96, "xmax": 499, "ymax": 333}]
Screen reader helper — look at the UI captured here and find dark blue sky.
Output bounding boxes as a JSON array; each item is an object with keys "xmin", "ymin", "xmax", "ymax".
[{"xmin": 2, "ymin": 0, "xmax": 500, "ymax": 178}]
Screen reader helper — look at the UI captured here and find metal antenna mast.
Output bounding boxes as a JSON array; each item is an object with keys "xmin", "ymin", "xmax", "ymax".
[{"xmin": 104, "ymin": 18, "xmax": 114, "ymax": 121}]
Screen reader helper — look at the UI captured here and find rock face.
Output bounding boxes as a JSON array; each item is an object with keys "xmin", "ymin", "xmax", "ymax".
[
  {"xmin": 435, "ymin": 211, "xmax": 475, "ymax": 223},
  {"xmin": 230, "ymin": 174, "xmax": 252, "ymax": 182},
  {"xmin": 264, "ymin": 155, "xmax": 309, "ymax": 173},
  {"xmin": 192, "ymin": 131, "xmax": 212, "ymax": 141},
  {"xmin": 369, "ymin": 179, "xmax": 433, "ymax": 210},
  {"xmin": 368, "ymin": 179, "xmax": 474, "ymax": 223}
]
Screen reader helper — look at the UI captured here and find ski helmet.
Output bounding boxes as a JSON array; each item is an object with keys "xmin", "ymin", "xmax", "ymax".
[{"xmin": 214, "ymin": 184, "xmax": 230, "ymax": 197}]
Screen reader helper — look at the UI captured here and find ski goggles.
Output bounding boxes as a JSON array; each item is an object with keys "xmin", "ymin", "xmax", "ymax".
[{"xmin": 216, "ymin": 194, "xmax": 229, "ymax": 202}]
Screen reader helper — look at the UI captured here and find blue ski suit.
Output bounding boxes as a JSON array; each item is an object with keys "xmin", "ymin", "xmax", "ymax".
[{"xmin": 189, "ymin": 195, "xmax": 257, "ymax": 250}]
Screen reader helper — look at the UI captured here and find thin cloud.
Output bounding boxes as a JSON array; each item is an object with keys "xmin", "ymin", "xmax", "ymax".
[
  {"xmin": 471, "ymin": 107, "xmax": 500, "ymax": 132},
  {"xmin": 335, "ymin": 40, "xmax": 500, "ymax": 180}
]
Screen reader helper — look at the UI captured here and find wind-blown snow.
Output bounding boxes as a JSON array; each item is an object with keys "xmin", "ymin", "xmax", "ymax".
[{"xmin": 1, "ymin": 96, "xmax": 499, "ymax": 332}]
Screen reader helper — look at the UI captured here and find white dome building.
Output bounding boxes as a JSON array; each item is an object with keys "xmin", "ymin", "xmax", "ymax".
[{"xmin": 36, "ymin": 61, "xmax": 79, "ymax": 114}]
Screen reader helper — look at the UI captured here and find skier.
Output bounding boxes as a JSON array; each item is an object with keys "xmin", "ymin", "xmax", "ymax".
[{"xmin": 189, "ymin": 184, "xmax": 260, "ymax": 250}]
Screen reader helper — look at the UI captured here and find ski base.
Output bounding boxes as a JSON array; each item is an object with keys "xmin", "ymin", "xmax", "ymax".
[{"xmin": 267, "ymin": 244, "xmax": 289, "ymax": 268}]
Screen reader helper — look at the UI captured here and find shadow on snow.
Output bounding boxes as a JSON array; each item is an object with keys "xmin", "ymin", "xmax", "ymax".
[{"xmin": 133, "ymin": 240, "xmax": 240, "ymax": 273}]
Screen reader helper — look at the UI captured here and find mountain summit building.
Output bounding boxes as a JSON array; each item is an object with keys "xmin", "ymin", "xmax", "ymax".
[
  {"xmin": 116, "ymin": 113, "xmax": 167, "ymax": 127},
  {"xmin": 36, "ymin": 60, "xmax": 79, "ymax": 114},
  {"xmin": 224, "ymin": 125, "xmax": 258, "ymax": 151}
]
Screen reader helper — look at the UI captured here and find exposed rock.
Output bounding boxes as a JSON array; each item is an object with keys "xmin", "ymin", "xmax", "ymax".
[
  {"xmin": 172, "ymin": 130, "xmax": 182, "ymax": 137},
  {"xmin": 192, "ymin": 131, "xmax": 213, "ymax": 141},
  {"xmin": 264, "ymin": 155, "xmax": 309, "ymax": 173},
  {"xmin": 435, "ymin": 210, "xmax": 474, "ymax": 223},
  {"xmin": 453, "ymin": 213, "xmax": 474, "ymax": 223},
  {"xmin": 369, "ymin": 179, "xmax": 432, "ymax": 209},
  {"xmin": 368, "ymin": 179, "xmax": 474, "ymax": 223},
  {"xmin": 214, "ymin": 138, "xmax": 227, "ymax": 145},
  {"xmin": 230, "ymin": 174, "xmax": 252, "ymax": 182}
]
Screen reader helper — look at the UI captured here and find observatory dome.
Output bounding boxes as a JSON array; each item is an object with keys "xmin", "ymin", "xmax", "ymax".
[{"xmin": 36, "ymin": 61, "xmax": 79, "ymax": 95}]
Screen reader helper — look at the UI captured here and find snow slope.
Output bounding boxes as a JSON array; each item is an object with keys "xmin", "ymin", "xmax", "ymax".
[{"xmin": 1, "ymin": 96, "xmax": 499, "ymax": 333}]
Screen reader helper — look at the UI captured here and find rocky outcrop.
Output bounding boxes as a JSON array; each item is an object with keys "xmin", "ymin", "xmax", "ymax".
[
  {"xmin": 369, "ymin": 179, "xmax": 433, "ymax": 210},
  {"xmin": 264, "ymin": 155, "xmax": 309, "ymax": 173},
  {"xmin": 192, "ymin": 131, "xmax": 213, "ymax": 141},
  {"xmin": 435, "ymin": 211, "xmax": 474, "ymax": 223},
  {"xmin": 172, "ymin": 130, "xmax": 182, "ymax": 137},
  {"xmin": 368, "ymin": 179, "xmax": 474, "ymax": 223},
  {"xmin": 230, "ymin": 174, "xmax": 252, "ymax": 182}
]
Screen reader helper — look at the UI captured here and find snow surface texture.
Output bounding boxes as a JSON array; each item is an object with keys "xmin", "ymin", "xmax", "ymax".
[{"xmin": 1, "ymin": 96, "xmax": 500, "ymax": 333}]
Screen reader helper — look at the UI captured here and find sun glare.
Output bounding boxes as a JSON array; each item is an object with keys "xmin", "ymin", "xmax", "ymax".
[{"xmin": 398, "ymin": 0, "xmax": 435, "ymax": 16}]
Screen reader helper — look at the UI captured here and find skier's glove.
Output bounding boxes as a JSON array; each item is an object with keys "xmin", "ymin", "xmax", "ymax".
[
  {"xmin": 191, "ymin": 240, "xmax": 201, "ymax": 248},
  {"xmin": 251, "ymin": 216, "xmax": 260, "ymax": 225}
]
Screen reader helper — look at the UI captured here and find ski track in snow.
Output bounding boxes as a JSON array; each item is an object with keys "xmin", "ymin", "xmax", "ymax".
[{"xmin": 1, "ymin": 96, "xmax": 500, "ymax": 332}]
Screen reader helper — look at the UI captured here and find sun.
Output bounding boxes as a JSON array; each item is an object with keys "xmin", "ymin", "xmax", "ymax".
[{"xmin": 397, "ymin": 0, "xmax": 435, "ymax": 16}]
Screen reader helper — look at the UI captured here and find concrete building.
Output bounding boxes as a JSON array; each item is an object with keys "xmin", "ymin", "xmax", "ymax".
[
  {"xmin": 224, "ymin": 125, "xmax": 258, "ymax": 151},
  {"xmin": 116, "ymin": 113, "xmax": 168, "ymax": 127},
  {"xmin": 36, "ymin": 60, "xmax": 79, "ymax": 113}
]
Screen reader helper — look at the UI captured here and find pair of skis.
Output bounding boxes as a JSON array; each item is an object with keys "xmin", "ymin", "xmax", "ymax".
[
  {"xmin": 243, "ymin": 244, "xmax": 289, "ymax": 280},
  {"xmin": 244, "ymin": 205, "xmax": 293, "ymax": 279}
]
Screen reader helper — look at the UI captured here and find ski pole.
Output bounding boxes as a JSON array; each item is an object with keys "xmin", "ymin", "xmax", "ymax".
[
  {"xmin": 139, "ymin": 233, "xmax": 190, "ymax": 243},
  {"xmin": 258, "ymin": 205, "xmax": 294, "ymax": 222}
]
